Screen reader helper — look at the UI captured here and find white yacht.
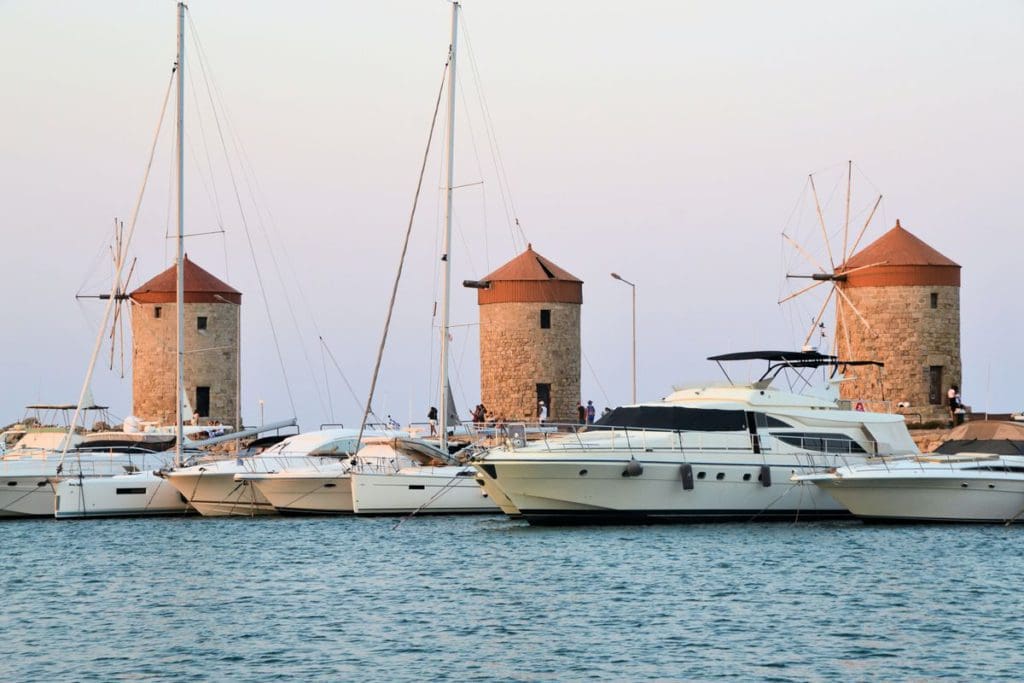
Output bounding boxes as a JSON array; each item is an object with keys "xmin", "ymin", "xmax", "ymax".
[
  {"xmin": 54, "ymin": 469, "xmax": 190, "ymax": 519},
  {"xmin": 160, "ymin": 428, "xmax": 377, "ymax": 516},
  {"xmin": 0, "ymin": 430, "xmax": 184, "ymax": 518},
  {"xmin": 238, "ymin": 438, "xmax": 402, "ymax": 514},
  {"xmin": 794, "ymin": 421, "xmax": 1024, "ymax": 523},
  {"xmin": 472, "ymin": 351, "xmax": 918, "ymax": 525},
  {"xmin": 51, "ymin": 419, "xmax": 297, "ymax": 519},
  {"xmin": 349, "ymin": 439, "xmax": 497, "ymax": 515}
]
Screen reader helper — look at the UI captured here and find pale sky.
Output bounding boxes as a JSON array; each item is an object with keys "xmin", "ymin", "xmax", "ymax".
[{"xmin": 2, "ymin": 1, "xmax": 1022, "ymax": 428}]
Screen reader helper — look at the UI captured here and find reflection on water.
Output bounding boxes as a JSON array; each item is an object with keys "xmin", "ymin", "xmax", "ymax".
[{"xmin": 2, "ymin": 517, "xmax": 1022, "ymax": 681}]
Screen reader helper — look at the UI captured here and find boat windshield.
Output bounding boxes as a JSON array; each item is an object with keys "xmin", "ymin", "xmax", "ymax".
[{"xmin": 594, "ymin": 406, "xmax": 747, "ymax": 432}]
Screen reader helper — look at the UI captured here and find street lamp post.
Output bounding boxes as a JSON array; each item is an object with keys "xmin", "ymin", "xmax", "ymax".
[{"xmin": 610, "ymin": 272, "xmax": 637, "ymax": 404}]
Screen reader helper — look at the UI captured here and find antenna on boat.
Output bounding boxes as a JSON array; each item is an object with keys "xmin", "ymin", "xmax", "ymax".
[{"xmin": 439, "ymin": 0, "xmax": 459, "ymax": 454}]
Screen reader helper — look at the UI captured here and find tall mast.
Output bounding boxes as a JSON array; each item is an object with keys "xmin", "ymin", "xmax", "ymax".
[
  {"xmin": 439, "ymin": 1, "xmax": 459, "ymax": 453},
  {"xmin": 174, "ymin": 2, "xmax": 186, "ymax": 466}
]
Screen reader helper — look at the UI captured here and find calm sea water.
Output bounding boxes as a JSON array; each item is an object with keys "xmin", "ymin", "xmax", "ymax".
[{"xmin": 2, "ymin": 515, "xmax": 1022, "ymax": 681}]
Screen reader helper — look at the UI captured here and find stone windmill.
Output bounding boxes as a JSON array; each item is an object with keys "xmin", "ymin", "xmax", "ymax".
[{"xmin": 780, "ymin": 162, "xmax": 961, "ymax": 417}]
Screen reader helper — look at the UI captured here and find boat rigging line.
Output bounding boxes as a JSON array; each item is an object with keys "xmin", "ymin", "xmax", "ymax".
[
  {"xmin": 354, "ymin": 53, "xmax": 451, "ymax": 452},
  {"xmin": 59, "ymin": 67, "xmax": 177, "ymax": 465},
  {"xmin": 458, "ymin": 10, "xmax": 530, "ymax": 253},
  {"xmin": 186, "ymin": 12, "xmax": 305, "ymax": 421},
  {"xmin": 319, "ymin": 336, "xmax": 376, "ymax": 422},
  {"xmin": 391, "ymin": 471, "xmax": 466, "ymax": 531}
]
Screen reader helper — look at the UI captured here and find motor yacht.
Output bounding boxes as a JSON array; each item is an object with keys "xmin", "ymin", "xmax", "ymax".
[
  {"xmin": 241, "ymin": 436, "xmax": 471, "ymax": 515},
  {"xmin": 161, "ymin": 428, "xmax": 374, "ymax": 516},
  {"xmin": 472, "ymin": 350, "xmax": 918, "ymax": 525},
  {"xmin": 794, "ymin": 421, "xmax": 1024, "ymax": 523}
]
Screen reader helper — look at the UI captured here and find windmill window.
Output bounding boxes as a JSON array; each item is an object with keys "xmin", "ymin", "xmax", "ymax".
[
  {"xmin": 197, "ymin": 316, "xmax": 208, "ymax": 331},
  {"xmin": 930, "ymin": 292, "xmax": 938, "ymax": 309},
  {"xmin": 540, "ymin": 309, "xmax": 551, "ymax": 329},
  {"xmin": 928, "ymin": 366, "xmax": 943, "ymax": 405},
  {"xmin": 154, "ymin": 307, "xmax": 162, "ymax": 319},
  {"xmin": 196, "ymin": 386, "xmax": 210, "ymax": 417}
]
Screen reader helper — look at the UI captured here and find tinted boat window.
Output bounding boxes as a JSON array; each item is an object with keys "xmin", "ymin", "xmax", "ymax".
[
  {"xmin": 594, "ymin": 406, "xmax": 747, "ymax": 432},
  {"xmin": 755, "ymin": 413, "xmax": 791, "ymax": 428},
  {"xmin": 776, "ymin": 433, "xmax": 866, "ymax": 453}
]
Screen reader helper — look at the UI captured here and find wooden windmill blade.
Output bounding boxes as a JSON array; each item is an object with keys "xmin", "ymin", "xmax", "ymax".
[{"xmin": 780, "ymin": 162, "xmax": 885, "ymax": 354}]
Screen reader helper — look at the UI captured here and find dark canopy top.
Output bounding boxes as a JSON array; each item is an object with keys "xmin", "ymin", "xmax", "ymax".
[{"xmin": 595, "ymin": 406, "xmax": 748, "ymax": 432}]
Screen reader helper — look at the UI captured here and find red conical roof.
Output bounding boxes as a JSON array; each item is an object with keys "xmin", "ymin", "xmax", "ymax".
[
  {"xmin": 130, "ymin": 256, "xmax": 241, "ymax": 304},
  {"xmin": 839, "ymin": 220, "xmax": 960, "ymax": 288},
  {"xmin": 482, "ymin": 243, "xmax": 582, "ymax": 283},
  {"xmin": 477, "ymin": 244, "xmax": 582, "ymax": 305}
]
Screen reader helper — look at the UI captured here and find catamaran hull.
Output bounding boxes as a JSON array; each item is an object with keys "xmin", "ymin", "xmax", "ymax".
[
  {"xmin": 350, "ymin": 470, "xmax": 499, "ymax": 515},
  {"xmin": 475, "ymin": 456, "xmax": 853, "ymax": 525},
  {"xmin": 164, "ymin": 471, "xmax": 275, "ymax": 517},
  {"xmin": 809, "ymin": 476, "xmax": 1024, "ymax": 523},
  {"xmin": 0, "ymin": 477, "xmax": 57, "ymax": 517},
  {"xmin": 54, "ymin": 472, "xmax": 193, "ymax": 518},
  {"xmin": 245, "ymin": 475, "xmax": 354, "ymax": 514}
]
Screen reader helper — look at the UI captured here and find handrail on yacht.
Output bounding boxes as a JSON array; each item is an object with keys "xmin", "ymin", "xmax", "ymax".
[{"xmin": 489, "ymin": 422, "xmax": 881, "ymax": 462}]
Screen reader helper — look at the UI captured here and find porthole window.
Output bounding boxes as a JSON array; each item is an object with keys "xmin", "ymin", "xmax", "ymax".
[
  {"xmin": 743, "ymin": 473, "xmax": 751, "ymax": 481},
  {"xmin": 716, "ymin": 472, "xmax": 725, "ymax": 480},
  {"xmin": 579, "ymin": 469, "xmax": 588, "ymax": 476},
  {"xmin": 697, "ymin": 471, "xmax": 706, "ymax": 479}
]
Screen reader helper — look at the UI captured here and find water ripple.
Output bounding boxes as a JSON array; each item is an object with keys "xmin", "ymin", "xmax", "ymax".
[{"xmin": 1, "ymin": 518, "xmax": 1023, "ymax": 680}]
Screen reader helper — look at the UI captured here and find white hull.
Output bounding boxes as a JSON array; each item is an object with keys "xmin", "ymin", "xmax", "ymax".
[
  {"xmin": 803, "ymin": 462, "xmax": 1024, "ymax": 523},
  {"xmin": 243, "ymin": 473, "xmax": 354, "ymax": 514},
  {"xmin": 0, "ymin": 477, "xmax": 57, "ymax": 517},
  {"xmin": 475, "ymin": 471, "xmax": 520, "ymax": 517},
  {"xmin": 350, "ymin": 467, "xmax": 499, "ymax": 515},
  {"xmin": 54, "ymin": 471, "xmax": 192, "ymax": 518},
  {"xmin": 164, "ymin": 470, "xmax": 275, "ymax": 517},
  {"xmin": 1, "ymin": 452, "xmax": 175, "ymax": 518},
  {"xmin": 476, "ymin": 452, "xmax": 856, "ymax": 525}
]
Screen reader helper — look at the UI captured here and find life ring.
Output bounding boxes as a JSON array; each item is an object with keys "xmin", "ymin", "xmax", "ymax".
[{"xmin": 854, "ymin": 402, "xmax": 865, "ymax": 412}]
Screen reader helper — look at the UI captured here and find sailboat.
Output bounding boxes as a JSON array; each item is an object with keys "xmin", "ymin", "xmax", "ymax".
[
  {"xmin": 53, "ymin": 3, "xmax": 212, "ymax": 518},
  {"xmin": 345, "ymin": 2, "xmax": 496, "ymax": 516},
  {"xmin": 246, "ymin": 2, "xmax": 497, "ymax": 516}
]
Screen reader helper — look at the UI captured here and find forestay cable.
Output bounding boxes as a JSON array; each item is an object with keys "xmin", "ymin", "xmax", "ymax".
[{"xmin": 355, "ymin": 57, "xmax": 451, "ymax": 451}]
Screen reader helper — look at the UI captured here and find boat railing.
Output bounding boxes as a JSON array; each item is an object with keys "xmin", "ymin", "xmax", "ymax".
[
  {"xmin": 871, "ymin": 451, "xmax": 1006, "ymax": 474},
  {"xmin": 57, "ymin": 448, "xmax": 175, "ymax": 477},
  {"xmin": 495, "ymin": 422, "xmax": 881, "ymax": 464}
]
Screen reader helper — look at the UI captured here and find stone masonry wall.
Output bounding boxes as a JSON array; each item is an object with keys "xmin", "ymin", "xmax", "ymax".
[
  {"xmin": 479, "ymin": 301, "xmax": 581, "ymax": 423},
  {"xmin": 131, "ymin": 301, "xmax": 240, "ymax": 427},
  {"xmin": 836, "ymin": 284, "xmax": 960, "ymax": 421}
]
